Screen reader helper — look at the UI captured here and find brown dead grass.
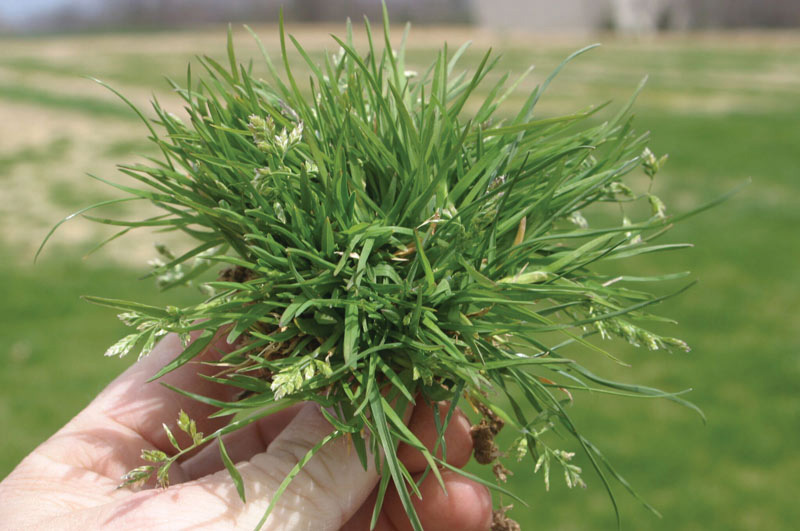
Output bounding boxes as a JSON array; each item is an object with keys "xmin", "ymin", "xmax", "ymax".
[
  {"xmin": 2, "ymin": 27, "xmax": 797, "ymax": 265},
  {"xmin": 0, "ymin": 99, "xmax": 188, "ymax": 265}
]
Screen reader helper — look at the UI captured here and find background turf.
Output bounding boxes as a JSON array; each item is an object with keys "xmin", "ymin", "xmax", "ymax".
[{"xmin": 1, "ymin": 27, "xmax": 797, "ymax": 530}]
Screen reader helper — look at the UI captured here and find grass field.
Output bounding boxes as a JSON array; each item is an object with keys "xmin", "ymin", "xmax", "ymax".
[{"xmin": 1, "ymin": 25, "xmax": 799, "ymax": 530}]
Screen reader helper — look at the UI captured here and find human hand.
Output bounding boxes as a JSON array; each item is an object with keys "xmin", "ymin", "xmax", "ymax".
[{"xmin": 0, "ymin": 332, "xmax": 492, "ymax": 530}]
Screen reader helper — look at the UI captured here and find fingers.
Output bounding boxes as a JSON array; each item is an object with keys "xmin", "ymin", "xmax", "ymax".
[
  {"xmin": 176, "ymin": 399, "xmax": 481, "ymax": 530},
  {"xmin": 342, "ymin": 470, "xmax": 493, "ymax": 531},
  {"xmin": 385, "ymin": 470, "xmax": 493, "ymax": 531},
  {"xmin": 180, "ymin": 399, "xmax": 473, "ymax": 487},
  {"xmin": 343, "ymin": 400, "xmax": 489, "ymax": 531},
  {"xmin": 397, "ymin": 401, "xmax": 474, "ymax": 472},
  {"xmin": 33, "ymin": 402, "xmax": 380, "ymax": 530},
  {"xmin": 179, "ymin": 399, "xmax": 480, "ymax": 529},
  {"xmin": 178, "ymin": 403, "xmax": 378, "ymax": 529}
]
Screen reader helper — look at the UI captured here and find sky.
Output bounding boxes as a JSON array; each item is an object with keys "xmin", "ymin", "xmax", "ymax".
[{"xmin": 0, "ymin": 0, "xmax": 96, "ymax": 22}]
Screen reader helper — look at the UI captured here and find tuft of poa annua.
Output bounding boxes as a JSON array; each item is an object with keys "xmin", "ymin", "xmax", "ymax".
[{"xmin": 41, "ymin": 9, "xmax": 718, "ymax": 531}]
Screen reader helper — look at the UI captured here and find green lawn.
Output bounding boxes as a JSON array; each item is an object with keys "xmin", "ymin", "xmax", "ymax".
[{"xmin": 1, "ymin": 27, "xmax": 798, "ymax": 530}]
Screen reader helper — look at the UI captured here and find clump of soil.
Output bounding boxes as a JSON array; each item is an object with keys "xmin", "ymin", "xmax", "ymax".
[
  {"xmin": 219, "ymin": 265, "xmax": 257, "ymax": 283},
  {"xmin": 472, "ymin": 404, "xmax": 520, "ymax": 529},
  {"xmin": 471, "ymin": 420, "xmax": 500, "ymax": 464},
  {"xmin": 491, "ymin": 505, "xmax": 521, "ymax": 531},
  {"xmin": 470, "ymin": 402, "xmax": 505, "ymax": 464}
]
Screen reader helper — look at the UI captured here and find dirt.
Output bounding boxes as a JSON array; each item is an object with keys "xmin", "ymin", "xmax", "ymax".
[
  {"xmin": 491, "ymin": 505, "xmax": 521, "ymax": 531},
  {"xmin": 470, "ymin": 400, "xmax": 506, "ymax": 465},
  {"xmin": 471, "ymin": 421, "xmax": 500, "ymax": 464}
]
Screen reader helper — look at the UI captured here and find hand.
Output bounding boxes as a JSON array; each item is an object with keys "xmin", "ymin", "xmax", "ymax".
[{"xmin": 0, "ymin": 332, "xmax": 492, "ymax": 530}]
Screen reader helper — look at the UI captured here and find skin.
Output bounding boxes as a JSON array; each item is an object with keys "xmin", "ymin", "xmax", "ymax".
[{"xmin": 0, "ymin": 333, "xmax": 493, "ymax": 530}]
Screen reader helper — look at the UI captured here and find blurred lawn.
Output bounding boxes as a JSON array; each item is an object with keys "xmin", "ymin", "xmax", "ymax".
[{"xmin": 1, "ymin": 26, "xmax": 798, "ymax": 530}]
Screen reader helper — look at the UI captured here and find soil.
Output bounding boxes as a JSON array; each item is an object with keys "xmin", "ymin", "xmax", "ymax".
[
  {"xmin": 219, "ymin": 265, "xmax": 257, "ymax": 283},
  {"xmin": 491, "ymin": 505, "xmax": 521, "ymax": 531},
  {"xmin": 470, "ymin": 401, "xmax": 506, "ymax": 465},
  {"xmin": 471, "ymin": 421, "xmax": 500, "ymax": 465}
]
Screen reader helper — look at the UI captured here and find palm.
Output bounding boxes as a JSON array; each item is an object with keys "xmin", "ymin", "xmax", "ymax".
[{"xmin": 0, "ymin": 333, "xmax": 491, "ymax": 530}]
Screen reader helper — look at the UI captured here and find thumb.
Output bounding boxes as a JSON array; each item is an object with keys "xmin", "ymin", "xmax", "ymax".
[
  {"xmin": 181, "ymin": 403, "xmax": 378, "ymax": 530},
  {"xmin": 46, "ymin": 403, "xmax": 379, "ymax": 530}
]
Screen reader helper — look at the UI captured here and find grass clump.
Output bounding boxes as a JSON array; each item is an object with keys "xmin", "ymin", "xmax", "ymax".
[{"xmin": 41, "ymin": 8, "xmax": 709, "ymax": 529}]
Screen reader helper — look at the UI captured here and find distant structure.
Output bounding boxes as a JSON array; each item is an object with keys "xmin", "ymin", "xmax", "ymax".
[
  {"xmin": 290, "ymin": 0, "xmax": 472, "ymax": 24},
  {"xmin": 2, "ymin": 0, "xmax": 799, "ymax": 34},
  {"xmin": 7, "ymin": 0, "xmax": 472, "ymax": 33},
  {"xmin": 471, "ymin": 0, "xmax": 800, "ymax": 32},
  {"xmin": 612, "ymin": 0, "xmax": 691, "ymax": 33},
  {"xmin": 471, "ymin": 0, "xmax": 609, "ymax": 32}
]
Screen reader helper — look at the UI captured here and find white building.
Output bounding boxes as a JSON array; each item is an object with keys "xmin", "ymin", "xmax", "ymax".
[{"xmin": 470, "ymin": 0, "xmax": 796, "ymax": 32}]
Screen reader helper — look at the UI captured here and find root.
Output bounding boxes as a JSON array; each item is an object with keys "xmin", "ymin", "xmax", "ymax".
[{"xmin": 491, "ymin": 505, "xmax": 521, "ymax": 531}]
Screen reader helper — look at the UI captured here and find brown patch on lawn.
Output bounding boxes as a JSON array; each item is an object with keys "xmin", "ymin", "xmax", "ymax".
[{"xmin": 0, "ymin": 99, "xmax": 189, "ymax": 265}]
